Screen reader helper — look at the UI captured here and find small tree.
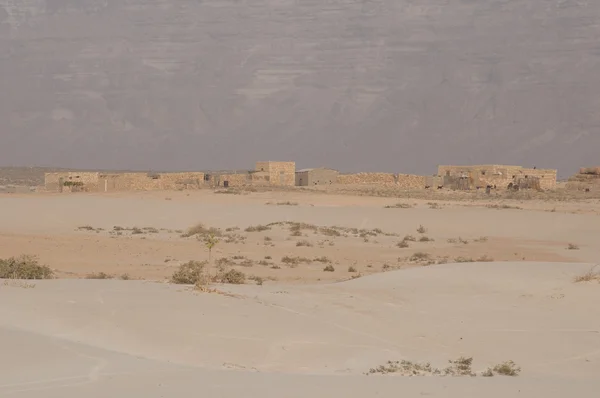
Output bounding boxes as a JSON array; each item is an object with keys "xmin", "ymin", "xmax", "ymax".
[{"xmin": 202, "ymin": 233, "xmax": 220, "ymax": 264}]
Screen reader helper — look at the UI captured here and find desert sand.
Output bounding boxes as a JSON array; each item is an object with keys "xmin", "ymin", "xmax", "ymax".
[{"xmin": 1, "ymin": 189, "xmax": 600, "ymax": 396}]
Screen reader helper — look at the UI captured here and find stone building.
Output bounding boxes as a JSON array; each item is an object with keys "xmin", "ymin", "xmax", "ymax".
[
  {"xmin": 254, "ymin": 161, "xmax": 296, "ymax": 186},
  {"xmin": 45, "ymin": 171, "xmax": 205, "ymax": 192},
  {"xmin": 295, "ymin": 168, "xmax": 339, "ymax": 186},
  {"xmin": 437, "ymin": 165, "xmax": 557, "ymax": 190},
  {"xmin": 566, "ymin": 167, "xmax": 600, "ymax": 192}
]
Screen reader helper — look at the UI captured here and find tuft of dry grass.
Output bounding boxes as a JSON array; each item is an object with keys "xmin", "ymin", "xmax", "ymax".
[
  {"xmin": 403, "ymin": 234, "xmax": 416, "ymax": 242},
  {"xmin": 296, "ymin": 240, "xmax": 313, "ymax": 247},
  {"xmin": 397, "ymin": 240, "xmax": 409, "ymax": 248},
  {"xmin": 384, "ymin": 202, "xmax": 413, "ymax": 209},
  {"xmin": 313, "ymin": 256, "xmax": 331, "ymax": 263},
  {"xmin": 323, "ymin": 265, "xmax": 335, "ymax": 272},
  {"xmin": 276, "ymin": 201, "xmax": 298, "ymax": 206},
  {"xmin": 245, "ymin": 224, "xmax": 271, "ymax": 233},
  {"xmin": 567, "ymin": 243, "xmax": 580, "ymax": 250},
  {"xmin": 476, "ymin": 255, "xmax": 494, "ymax": 262},
  {"xmin": 348, "ymin": 266, "xmax": 357, "ymax": 272},
  {"xmin": 0, "ymin": 255, "xmax": 54, "ymax": 280},
  {"xmin": 419, "ymin": 236, "xmax": 434, "ymax": 242},
  {"xmin": 410, "ymin": 252, "xmax": 431, "ymax": 262},
  {"xmin": 86, "ymin": 272, "xmax": 113, "ymax": 279},
  {"xmin": 491, "ymin": 360, "xmax": 521, "ymax": 376},
  {"xmin": 416, "ymin": 225, "xmax": 427, "ymax": 234},
  {"xmin": 454, "ymin": 256, "xmax": 475, "ymax": 263},
  {"xmin": 573, "ymin": 266, "xmax": 600, "ymax": 283}
]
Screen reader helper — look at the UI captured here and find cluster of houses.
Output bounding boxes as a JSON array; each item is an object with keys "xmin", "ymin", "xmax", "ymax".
[{"xmin": 42, "ymin": 160, "xmax": 569, "ymax": 193}]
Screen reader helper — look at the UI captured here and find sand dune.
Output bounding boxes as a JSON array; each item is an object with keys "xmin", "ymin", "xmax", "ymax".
[{"xmin": 1, "ymin": 261, "xmax": 599, "ymax": 396}]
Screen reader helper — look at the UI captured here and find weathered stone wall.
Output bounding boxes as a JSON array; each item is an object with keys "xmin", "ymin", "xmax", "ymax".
[
  {"xmin": 296, "ymin": 168, "xmax": 339, "ymax": 186},
  {"xmin": 396, "ymin": 174, "xmax": 427, "ymax": 189},
  {"xmin": 519, "ymin": 168, "xmax": 557, "ymax": 190},
  {"xmin": 44, "ymin": 172, "xmax": 100, "ymax": 192},
  {"xmin": 218, "ymin": 173, "xmax": 252, "ymax": 187},
  {"xmin": 255, "ymin": 161, "xmax": 295, "ymax": 186},
  {"xmin": 337, "ymin": 173, "xmax": 397, "ymax": 185},
  {"xmin": 567, "ymin": 167, "xmax": 600, "ymax": 191},
  {"xmin": 98, "ymin": 172, "xmax": 205, "ymax": 192},
  {"xmin": 437, "ymin": 165, "xmax": 557, "ymax": 190}
]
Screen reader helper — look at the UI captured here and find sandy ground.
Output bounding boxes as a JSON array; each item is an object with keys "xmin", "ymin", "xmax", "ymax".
[{"xmin": 1, "ymin": 189, "xmax": 600, "ymax": 396}]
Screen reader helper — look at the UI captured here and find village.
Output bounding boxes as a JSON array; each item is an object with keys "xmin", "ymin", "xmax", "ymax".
[{"xmin": 40, "ymin": 161, "xmax": 600, "ymax": 194}]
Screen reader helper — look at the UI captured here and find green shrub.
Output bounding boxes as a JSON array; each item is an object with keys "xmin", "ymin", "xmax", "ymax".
[{"xmin": 0, "ymin": 255, "xmax": 53, "ymax": 280}]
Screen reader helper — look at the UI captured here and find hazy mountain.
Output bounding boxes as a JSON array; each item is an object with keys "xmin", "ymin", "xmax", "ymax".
[{"xmin": 1, "ymin": 0, "xmax": 599, "ymax": 178}]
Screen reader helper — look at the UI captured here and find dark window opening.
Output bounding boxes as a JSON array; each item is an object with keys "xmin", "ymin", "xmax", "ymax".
[{"xmin": 204, "ymin": 174, "xmax": 211, "ymax": 181}]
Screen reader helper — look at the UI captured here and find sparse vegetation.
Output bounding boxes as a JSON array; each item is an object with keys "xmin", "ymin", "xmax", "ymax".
[
  {"xmin": 245, "ymin": 224, "xmax": 271, "ymax": 232},
  {"xmin": 419, "ymin": 236, "xmax": 434, "ymax": 242},
  {"xmin": 417, "ymin": 225, "xmax": 427, "ymax": 234},
  {"xmin": 276, "ymin": 201, "xmax": 298, "ymax": 206},
  {"xmin": 573, "ymin": 266, "xmax": 600, "ymax": 283},
  {"xmin": 313, "ymin": 256, "xmax": 331, "ymax": 263},
  {"xmin": 85, "ymin": 272, "xmax": 113, "ymax": 279},
  {"xmin": 0, "ymin": 255, "xmax": 54, "ymax": 280},
  {"xmin": 454, "ymin": 256, "xmax": 475, "ymax": 263},
  {"xmin": 323, "ymin": 265, "xmax": 335, "ymax": 272},
  {"xmin": 476, "ymin": 255, "xmax": 494, "ymax": 262},
  {"xmin": 491, "ymin": 360, "xmax": 521, "ymax": 376},
  {"xmin": 296, "ymin": 240, "xmax": 313, "ymax": 247},
  {"xmin": 410, "ymin": 252, "xmax": 431, "ymax": 262},
  {"xmin": 348, "ymin": 266, "xmax": 357, "ymax": 272},
  {"xmin": 181, "ymin": 223, "xmax": 222, "ymax": 238},
  {"xmin": 171, "ymin": 261, "xmax": 209, "ymax": 285},
  {"xmin": 486, "ymin": 204, "xmax": 522, "ymax": 210},
  {"xmin": 367, "ymin": 356, "xmax": 515, "ymax": 377},
  {"xmin": 567, "ymin": 243, "xmax": 580, "ymax": 250},
  {"xmin": 281, "ymin": 256, "xmax": 312, "ymax": 267},
  {"xmin": 397, "ymin": 240, "xmax": 410, "ymax": 248},
  {"xmin": 216, "ymin": 269, "xmax": 246, "ymax": 284},
  {"xmin": 403, "ymin": 234, "xmax": 416, "ymax": 242},
  {"xmin": 384, "ymin": 202, "xmax": 413, "ymax": 209}
]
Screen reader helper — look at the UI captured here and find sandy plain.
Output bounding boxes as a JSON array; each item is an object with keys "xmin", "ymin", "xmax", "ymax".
[{"xmin": 1, "ymin": 188, "xmax": 599, "ymax": 397}]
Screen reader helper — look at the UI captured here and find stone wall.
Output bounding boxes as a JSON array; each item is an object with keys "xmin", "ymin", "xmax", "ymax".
[
  {"xmin": 437, "ymin": 165, "xmax": 557, "ymax": 190},
  {"xmin": 44, "ymin": 172, "xmax": 100, "ymax": 192},
  {"xmin": 99, "ymin": 172, "xmax": 205, "ymax": 192},
  {"xmin": 567, "ymin": 167, "xmax": 600, "ymax": 192},
  {"xmin": 396, "ymin": 174, "xmax": 427, "ymax": 189},
  {"xmin": 337, "ymin": 173, "xmax": 397, "ymax": 185},
  {"xmin": 255, "ymin": 161, "xmax": 295, "ymax": 186},
  {"xmin": 218, "ymin": 173, "xmax": 252, "ymax": 187}
]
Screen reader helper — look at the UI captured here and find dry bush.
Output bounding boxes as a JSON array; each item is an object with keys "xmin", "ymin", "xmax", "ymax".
[
  {"xmin": 320, "ymin": 227, "xmax": 341, "ymax": 237},
  {"xmin": 216, "ymin": 257, "xmax": 235, "ymax": 267},
  {"xmin": 573, "ymin": 266, "xmax": 600, "ymax": 283},
  {"xmin": 348, "ymin": 266, "xmax": 357, "ymax": 272},
  {"xmin": 296, "ymin": 240, "xmax": 313, "ymax": 247},
  {"xmin": 492, "ymin": 360, "xmax": 521, "ymax": 376},
  {"xmin": 410, "ymin": 252, "xmax": 431, "ymax": 262},
  {"xmin": 245, "ymin": 224, "xmax": 271, "ymax": 232},
  {"xmin": 444, "ymin": 357, "xmax": 475, "ymax": 376},
  {"xmin": 0, "ymin": 255, "xmax": 54, "ymax": 280},
  {"xmin": 248, "ymin": 275, "xmax": 264, "ymax": 285},
  {"xmin": 120, "ymin": 273, "xmax": 131, "ymax": 280},
  {"xmin": 368, "ymin": 360, "xmax": 441, "ymax": 376},
  {"xmin": 403, "ymin": 234, "xmax": 416, "ymax": 242},
  {"xmin": 486, "ymin": 204, "xmax": 522, "ymax": 210},
  {"xmin": 567, "ymin": 243, "xmax": 580, "ymax": 250},
  {"xmin": 476, "ymin": 255, "xmax": 494, "ymax": 262},
  {"xmin": 276, "ymin": 201, "xmax": 298, "ymax": 206},
  {"xmin": 181, "ymin": 223, "xmax": 222, "ymax": 238},
  {"xmin": 216, "ymin": 269, "xmax": 246, "ymax": 284},
  {"xmin": 86, "ymin": 272, "xmax": 113, "ymax": 279},
  {"xmin": 428, "ymin": 202, "xmax": 441, "ymax": 209},
  {"xmin": 454, "ymin": 256, "xmax": 475, "ymax": 263},
  {"xmin": 239, "ymin": 259, "xmax": 255, "ymax": 267},
  {"xmin": 171, "ymin": 261, "xmax": 209, "ymax": 285},
  {"xmin": 397, "ymin": 240, "xmax": 410, "ymax": 248},
  {"xmin": 473, "ymin": 236, "xmax": 488, "ymax": 243},
  {"xmin": 417, "ymin": 225, "xmax": 427, "ymax": 234},
  {"xmin": 419, "ymin": 236, "xmax": 434, "ymax": 242},
  {"xmin": 313, "ymin": 256, "xmax": 331, "ymax": 263},
  {"xmin": 323, "ymin": 265, "xmax": 335, "ymax": 272},
  {"xmin": 281, "ymin": 256, "xmax": 311, "ymax": 267},
  {"xmin": 384, "ymin": 203, "xmax": 413, "ymax": 209}
]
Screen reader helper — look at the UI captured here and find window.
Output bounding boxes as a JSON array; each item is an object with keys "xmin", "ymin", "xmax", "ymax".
[{"xmin": 204, "ymin": 174, "xmax": 211, "ymax": 181}]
